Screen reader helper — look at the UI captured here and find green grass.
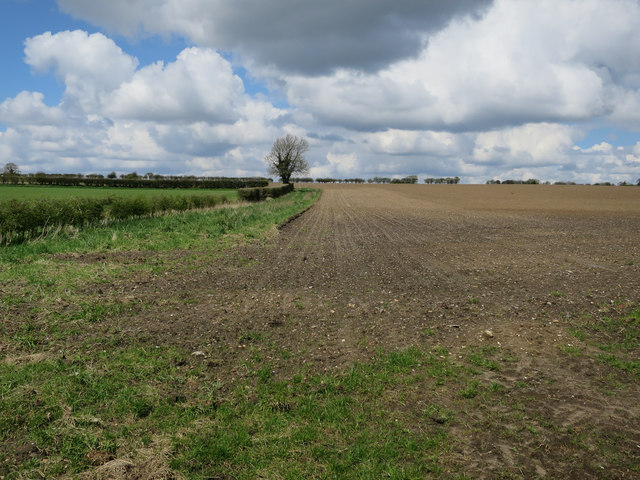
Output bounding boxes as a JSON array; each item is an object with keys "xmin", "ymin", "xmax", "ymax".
[
  {"xmin": 0, "ymin": 184, "xmax": 238, "ymax": 203},
  {"xmin": 466, "ymin": 346, "xmax": 500, "ymax": 372},
  {"xmin": 0, "ymin": 343, "xmax": 463, "ymax": 479},
  {"xmin": 562, "ymin": 309, "xmax": 640, "ymax": 375}
]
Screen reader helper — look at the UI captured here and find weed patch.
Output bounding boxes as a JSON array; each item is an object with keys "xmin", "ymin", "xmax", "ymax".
[{"xmin": 563, "ymin": 308, "xmax": 640, "ymax": 375}]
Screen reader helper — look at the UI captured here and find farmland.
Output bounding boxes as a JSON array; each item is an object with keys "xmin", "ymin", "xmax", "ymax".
[{"xmin": 1, "ymin": 184, "xmax": 640, "ymax": 479}]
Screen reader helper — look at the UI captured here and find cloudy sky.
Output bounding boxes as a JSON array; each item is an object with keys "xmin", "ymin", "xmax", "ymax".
[{"xmin": 1, "ymin": 0, "xmax": 640, "ymax": 183}]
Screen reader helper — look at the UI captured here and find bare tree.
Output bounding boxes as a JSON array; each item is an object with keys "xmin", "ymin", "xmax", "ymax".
[
  {"xmin": 264, "ymin": 134, "xmax": 309, "ymax": 184},
  {"xmin": 3, "ymin": 162, "xmax": 19, "ymax": 175}
]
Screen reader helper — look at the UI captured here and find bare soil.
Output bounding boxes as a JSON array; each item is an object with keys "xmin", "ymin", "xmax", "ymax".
[{"xmin": 11, "ymin": 184, "xmax": 640, "ymax": 478}]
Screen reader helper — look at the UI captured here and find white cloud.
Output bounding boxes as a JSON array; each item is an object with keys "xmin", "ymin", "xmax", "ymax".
[
  {"xmin": 363, "ymin": 130, "xmax": 464, "ymax": 156},
  {"xmin": 105, "ymin": 48, "xmax": 246, "ymax": 124},
  {"xmin": 0, "ymin": 91, "xmax": 65, "ymax": 125},
  {"xmin": 25, "ymin": 30, "xmax": 138, "ymax": 112},
  {"xmin": 285, "ymin": 0, "xmax": 640, "ymax": 132},
  {"xmin": 473, "ymin": 123, "xmax": 580, "ymax": 166},
  {"xmin": 580, "ymin": 142, "xmax": 614, "ymax": 154},
  {"xmin": 310, "ymin": 152, "xmax": 359, "ymax": 178}
]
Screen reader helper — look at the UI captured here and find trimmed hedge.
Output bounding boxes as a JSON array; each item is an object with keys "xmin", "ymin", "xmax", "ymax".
[
  {"xmin": 0, "ymin": 193, "xmax": 227, "ymax": 244},
  {"xmin": 1, "ymin": 175, "xmax": 268, "ymax": 189},
  {"xmin": 237, "ymin": 184, "xmax": 294, "ymax": 202}
]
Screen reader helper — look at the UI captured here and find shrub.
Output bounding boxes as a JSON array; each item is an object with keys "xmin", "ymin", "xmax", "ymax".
[
  {"xmin": 238, "ymin": 184, "xmax": 294, "ymax": 202},
  {"xmin": 0, "ymin": 193, "xmax": 227, "ymax": 244}
]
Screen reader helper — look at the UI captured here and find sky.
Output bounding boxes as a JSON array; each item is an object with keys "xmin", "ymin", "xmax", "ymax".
[{"xmin": 1, "ymin": 0, "xmax": 640, "ymax": 184}]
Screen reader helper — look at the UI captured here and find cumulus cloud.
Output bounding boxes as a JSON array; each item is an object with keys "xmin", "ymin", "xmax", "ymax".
[
  {"xmin": 363, "ymin": 130, "xmax": 466, "ymax": 157},
  {"xmin": 106, "ymin": 48, "xmax": 247, "ymax": 124},
  {"xmin": 25, "ymin": 30, "xmax": 138, "ymax": 112},
  {"xmin": 58, "ymin": 0, "xmax": 492, "ymax": 74},
  {"xmin": 285, "ymin": 0, "xmax": 640, "ymax": 132},
  {"xmin": 310, "ymin": 152, "xmax": 360, "ymax": 179},
  {"xmin": 472, "ymin": 123, "xmax": 580, "ymax": 167},
  {"xmin": 0, "ymin": 91, "xmax": 65, "ymax": 125}
]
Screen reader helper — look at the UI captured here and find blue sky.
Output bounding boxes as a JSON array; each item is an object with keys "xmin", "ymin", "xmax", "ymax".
[
  {"xmin": 1, "ymin": 0, "xmax": 640, "ymax": 183},
  {"xmin": 1, "ymin": 0, "xmax": 189, "ymax": 104},
  {"xmin": 0, "ymin": 0, "xmax": 274, "ymax": 109}
]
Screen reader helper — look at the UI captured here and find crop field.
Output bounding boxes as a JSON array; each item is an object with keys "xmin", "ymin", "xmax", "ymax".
[
  {"xmin": 0, "ymin": 185, "xmax": 238, "ymax": 203},
  {"xmin": 1, "ymin": 184, "xmax": 639, "ymax": 479}
]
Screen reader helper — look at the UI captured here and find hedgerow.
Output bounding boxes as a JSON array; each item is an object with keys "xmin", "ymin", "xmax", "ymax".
[
  {"xmin": 0, "ymin": 193, "xmax": 227, "ymax": 244},
  {"xmin": 1, "ymin": 174, "xmax": 268, "ymax": 189},
  {"xmin": 237, "ymin": 184, "xmax": 294, "ymax": 202}
]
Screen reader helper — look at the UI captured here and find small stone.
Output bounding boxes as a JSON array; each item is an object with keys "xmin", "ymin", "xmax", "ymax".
[
  {"xmin": 191, "ymin": 351, "xmax": 205, "ymax": 357},
  {"xmin": 484, "ymin": 329, "xmax": 494, "ymax": 338}
]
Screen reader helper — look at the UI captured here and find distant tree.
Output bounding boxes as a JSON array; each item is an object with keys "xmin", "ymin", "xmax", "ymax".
[
  {"xmin": 2, "ymin": 162, "xmax": 20, "ymax": 184},
  {"xmin": 637, "ymin": 178, "xmax": 640, "ymax": 186},
  {"xmin": 265, "ymin": 134, "xmax": 309, "ymax": 184},
  {"xmin": 107, "ymin": 171, "xmax": 117, "ymax": 179},
  {"xmin": 3, "ymin": 162, "xmax": 19, "ymax": 175},
  {"xmin": 391, "ymin": 175, "xmax": 418, "ymax": 184}
]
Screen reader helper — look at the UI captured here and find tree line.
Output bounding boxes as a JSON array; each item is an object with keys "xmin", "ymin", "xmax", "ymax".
[
  {"xmin": 310, "ymin": 176, "xmax": 420, "ymax": 184},
  {"xmin": 1, "ymin": 164, "xmax": 268, "ymax": 189},
  {"xmin": 487, "ymin": 178, "xmax": 640, "ymax": 186}
]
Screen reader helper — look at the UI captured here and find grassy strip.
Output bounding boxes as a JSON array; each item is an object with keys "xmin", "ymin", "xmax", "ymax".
[
  {"xmin": 0, "ymin": 188, "xmax": 319, "ymax": 264},
  {"xmin": 0, "ymin": 345, "xmax": 461, "ymax": 479}
]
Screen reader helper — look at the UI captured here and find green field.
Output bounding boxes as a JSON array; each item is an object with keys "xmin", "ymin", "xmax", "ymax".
[{"xmin": 0, "ymin": 185, "xmax": 238, "ymax": 203}]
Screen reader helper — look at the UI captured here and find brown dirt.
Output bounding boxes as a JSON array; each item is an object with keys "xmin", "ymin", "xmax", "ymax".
[
  {"xmin": 10, "ymin": 184, "xmax": 640, "ymax": 478},
  {"xmin": 124, "ymin": 184, "xmax": 640, "ymax": 364}
]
